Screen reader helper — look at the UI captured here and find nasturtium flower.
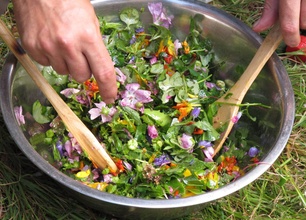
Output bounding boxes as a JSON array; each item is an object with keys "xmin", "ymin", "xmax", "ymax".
[
  {"xmin": 14, "ymin": 106, "xmax": 25, "ymax": 126},
  {"xmin": 120, "ymin": 83, "xmax": 153, "ymax": 113},
  {"xmin": 248, "ymin": 146, "xmax": 259, "ymax": 157},
  {"xmin": 148, "ymin": 125, "xmax": 158, "ymax": 139},
  {"xmin": 84, "ymin": 79, "xmax": 99, "ymax": 97},
  {"xmin": 180, "ymin": 133, "xmax": 194, "ymax": 152},
  {"xmin": 148, "ymin": 2, "xmax": 173, "ymax": 29},
  {"xmin": 231, "ymin": 111, "xmax": 242, "ymax": 124},
  {"xmin": 88, "ymin": 101, "xmax": 117, "ymax": 123},
  {"xmin": 154, "ymin": 154, "xmax": 171, "ymax": 167},
  {"xmin": 173, "ymin": 101, "xmax": 193, "ymax": 121}
]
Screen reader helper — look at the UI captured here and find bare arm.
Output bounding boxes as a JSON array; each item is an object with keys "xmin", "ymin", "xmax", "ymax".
[
  {"xmin": 253, "ymin": 0, "xmax": 306, "ymax": 47},
  {"xmin": 12, "ymin": 0, "xmax": 117, "ymax": 103}
]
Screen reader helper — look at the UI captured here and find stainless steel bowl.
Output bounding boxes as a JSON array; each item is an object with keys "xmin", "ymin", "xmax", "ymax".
[{"xmin": 0, "ymin": 0, "xmax": 295, "ymax": 219}]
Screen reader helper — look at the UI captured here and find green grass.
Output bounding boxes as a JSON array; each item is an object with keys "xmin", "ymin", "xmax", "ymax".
[{"xmin": 1, "ymin": 0, "xmax": 305, "ymax": 219}]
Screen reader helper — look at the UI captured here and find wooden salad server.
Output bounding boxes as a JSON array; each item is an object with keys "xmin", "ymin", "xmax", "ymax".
[
  {"xmin": 0, "ymin": 19, "xmax": 118, "ymax": 172},
  {"xmin": 212, "ymin": 23, "xmax": 282, "ymax": 156}
]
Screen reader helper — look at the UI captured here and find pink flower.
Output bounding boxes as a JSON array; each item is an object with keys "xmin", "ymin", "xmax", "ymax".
[
  {"xmin": 174, "ymin": 39, "xmax": 182, "ymax": 55},
  {"xmin": 60, "ymin": 88, "xmax": 80, "ymax": 98},
  {"xmin": 88, "ymin": 101, "xmax": 117, "ymax": 123},
  {"xmin": 120, "ymin": 83, "xmax": 153, "ymax": 113},
  {"xmin": 148, "ymin": 2, "xmax": 173, "ymax": 29},
  {"xmin": 148, "ymin": 125, "xmax": 158, "ymax": 139},
  {"xmin": 203, "ymin": 146, "xmax": 214, "ymax": 162},
  {"xmin": 180, "ymin": 133, "xmax": 194, "ymax": 152},
  {"xmin": 231, "ymin": 111, "xmax": 242, "ymax": 124},
  {"xmin": 14, "ymin": 106, "xmax": 25, "ymax": 126},
  {"xmin": 115, "ymin": 67, "xmax": 127, "ymax": 85}
]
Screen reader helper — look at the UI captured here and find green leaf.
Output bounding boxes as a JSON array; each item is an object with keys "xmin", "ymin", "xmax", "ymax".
[
  {"xmin": 32, "ymin": 100, "xmax": 53, "ymax": 124},
  {"xmin": 143, "ymin": 109, "xmax": 171, "ymax": 127},
  {"xmin": 119, "ymin": 8, "xmax": 139, "ymax": 27}
]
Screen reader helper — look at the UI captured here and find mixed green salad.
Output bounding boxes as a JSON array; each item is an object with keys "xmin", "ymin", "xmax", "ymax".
[{"xmin": 15, "ymin": 3, "xmax": 262, "ymax": 199}]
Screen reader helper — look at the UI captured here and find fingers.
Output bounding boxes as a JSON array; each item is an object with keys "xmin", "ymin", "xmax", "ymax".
[
  {"xmin": 300, "ymin": 0, "xmax": 306, "ymax": 29},
  {"xmin": 253, "ymin": 0, "xmax": 279, "ymax": 32},
  {"xmin": 279, "ymin": 0, "xmax": 301, "ymax": 47},
  {"xmin": 84, "ymin": 35, "xmax": 117, "ymax": 104}
]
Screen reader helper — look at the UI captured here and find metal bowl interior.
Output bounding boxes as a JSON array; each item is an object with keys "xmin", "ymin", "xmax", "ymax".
[{"xmin": 0, "ymin": 0, "xmax": 295, "ymax": 219}]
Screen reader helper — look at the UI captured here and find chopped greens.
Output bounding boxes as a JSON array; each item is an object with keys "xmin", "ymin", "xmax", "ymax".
[{"xmin": 16, "ymin": 3, "xmax": 262, "ymax": 199}]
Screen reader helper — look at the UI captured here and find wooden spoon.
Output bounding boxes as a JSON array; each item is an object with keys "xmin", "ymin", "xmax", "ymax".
[
  {"xmin": 212, "ymin": 23, "xmax": 282, "ymax": 156},
  {"xmin": 0, "ymin": 19, "xmax": 118, "ymax": 172}
]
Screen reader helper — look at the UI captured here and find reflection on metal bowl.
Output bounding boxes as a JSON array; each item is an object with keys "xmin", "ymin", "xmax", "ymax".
[{"xmin": 0, "ymin": 0, "xmax": 294, "ymax": 219}]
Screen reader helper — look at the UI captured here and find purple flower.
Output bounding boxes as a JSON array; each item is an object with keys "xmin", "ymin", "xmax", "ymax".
[
  {"xmin": 148, "ymin": 2, "xmax": 173, "ymax": 29},
  {"xmin": 130, "ymin": 35, "xmax": 136, "ymax": 44},
  {"xmin": 115, "ymin": 67, "xmax": 127, "ymax": 85},
  {"xmin": 231, "ymin": 111, "xmax": 242, "ymax": 124},
  {"xmin": 154, "ymin": 154, "xmax": 171, "ymax": 166},
  {"xmin": 203, "ymin": 146, "xmax": 214, "ymax": 162},
  {"xmin": 14, "ymin": 106, "xmax": 25, "ymax": 126},
  {"xmin": 88, "ymin": 101, "xmax": 117, "ymax": 123},
  {"xmin": 199, "ymin": 140, "xmax": 214, "ymax": 162},
  {"xmin": 120, "ymin": 83, "xmax": 153, "ymax": 113},
  {"xmin": 180, "ymin": 133, "xmax": 194, "ymax": 152},
  {"xmin": 198, "ymin": 140, "xmax": 213, "ymax": 148},
  {"xmin": 135, "ymin": 27, "xmax": 144, "ymax": 33},
  {"xmin": 56, "ymin": 140, "xmax": 64, "ymax": 157},
  {"xmin": 248, "ymin": 146, "xmax": 259, "ymax": 157},
  {"xmin": 123, "ymin": 161, "xmax": 133, "ymax": 171},
  {"xmin": 191, "ymin": 107, "xmax": 201, "ymax": 119},
  {"xmin": 148, "ymin": 125, "xmax": 158, "ymax": 139}
]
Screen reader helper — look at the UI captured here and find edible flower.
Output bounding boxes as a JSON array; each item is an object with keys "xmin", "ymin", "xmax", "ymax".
[
  {"xmin": 88, "ymin": 101, "xmax": 117, "ymax": 123},
  {"xmin": 148, "ymin": 125, "xmax": 159, "ymax": 139},
  {"xmin": 182, "ymin": 40, "xmax": 190, "ymax": 54},
  {"xmin": 172, "ymin": 101, "xmax": 193, "ymax": 121},
  {"xmin": 180, "ymin": 133, "xmax": 194, "ymax": 152},
  {"xmin": 148, "ymin": 2, "xmax": 173, "ymax": 29},
  {"xmin": 84, "ymin": 78, "xmax": 99, "ymax": 98},
  {"xmin": 217, "ymin": 156, "xmax": 240, "ymax": 175},
  {"xmin": 14, "ymin": 106, "xmax": 25, "ymax": 126},
  {"xmin": 199, "ymin": 140, "xmax": 214, "ymax": 162},
  {"xmin": 120, "ymin": 83, "xmax": 153, "ymax": 113},
  {"xmin": 191, "ymin": 107, "xmax": 201, "ymax": 119},
  {"xmin": 248, "ymin": 146, "xmax": 259, "ymax": 157},
  {"xmin": 231, "ymin": 111, "xmax": 242, "ymax": 124},
  {"xmin": 154, "ymin": 154, "xmax": 171, "ymax": 167},
  {"xmin": 115, "ymin": 67, "xmax": 127, "ymax": 85}
]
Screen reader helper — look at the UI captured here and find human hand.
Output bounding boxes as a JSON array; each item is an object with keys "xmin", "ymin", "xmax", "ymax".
[
  {"xmin": 253, "ymin": 0, "xmax": 306, "ymax": 47},
  {"xmin": 12, "ymin": 0, "xmax": 117, "ymax": 103}
]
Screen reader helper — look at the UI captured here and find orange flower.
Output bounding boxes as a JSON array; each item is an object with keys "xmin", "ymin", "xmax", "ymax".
[
  {"xmin": 84, "ymin": 79, "xmax": 99, "ymax": 98},
  {"xmin": 217, "ymin": 156, "xmax": 239, "ymax": 175},
  {"xmin": 172, "ymin": 101, "xmax": 193, "ymax": 121},
  {"xmin": 182, "ymin": 40, "xmax": 190, "ymax": 54}
]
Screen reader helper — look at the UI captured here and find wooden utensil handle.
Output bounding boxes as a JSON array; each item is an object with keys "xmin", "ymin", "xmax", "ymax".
[{"xmin": 0, "ymin": 19, "xmax": 117, "ymax": 172}]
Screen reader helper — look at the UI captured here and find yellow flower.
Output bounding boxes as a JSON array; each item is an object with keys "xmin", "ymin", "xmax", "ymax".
[{"xmin": 75, "ymin": 169, "xmax": 91, "ymax": 179}]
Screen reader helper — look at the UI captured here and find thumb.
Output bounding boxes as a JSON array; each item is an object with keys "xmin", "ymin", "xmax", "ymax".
[{"xmin": 253, "ymin": 0, "xmax": 279, "ymax": 32}]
